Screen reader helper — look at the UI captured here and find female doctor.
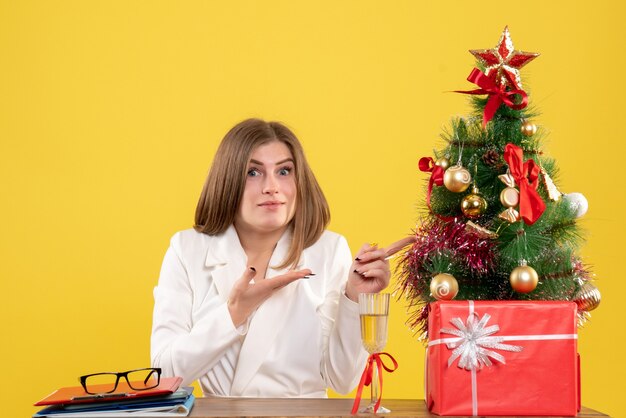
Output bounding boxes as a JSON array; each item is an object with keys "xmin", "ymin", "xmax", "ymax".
[{"xmin": 151, "ymin": 118, "xmax": 396, "ymax": 398}]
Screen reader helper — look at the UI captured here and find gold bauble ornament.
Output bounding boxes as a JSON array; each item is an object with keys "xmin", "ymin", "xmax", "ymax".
[
  {"xmin": 573, "ymin": 282, "xmax": 601, "ymax": 312},
  {"xmin": 520, "ymin": 120, "xmax": 537, "ymax": 137},
  {"xmin": 443, "ymin": 165, "xmax": 472, "ymax": 193},
  {"xmin": 510, "ymin": 262, "xmax": 539, "ymax": 293},
  {"xmin": 435, "ymin": 157, "xmax": 450, "ymax": 170},
  {"xmin": 461, "ymin": 187, "xmax": 488, "ymax": 219},
  {"xmin": 430, "ymin": 273, "xmax": 459, "ymax": 300}
]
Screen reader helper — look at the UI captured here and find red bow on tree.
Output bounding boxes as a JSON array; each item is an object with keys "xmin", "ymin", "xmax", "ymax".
[
  {"xmin": 504, "ymin": 143, "xmax": 546, "ymax": 225},
  {"xmin": 351, "ymin": 352, "xmax": 398, "ymax": 414},
  {"xmin": 419, "ymin": 157, "xmax": 444, "ymax": 212},
  {"xmin": 455, "ymin": 68, "xmax": 529, "ymax": 128}
]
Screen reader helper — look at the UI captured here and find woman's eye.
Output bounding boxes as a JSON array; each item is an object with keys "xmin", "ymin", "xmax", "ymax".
[
  {"xmin": 278, "ymin": 167, "xmax": 292, "ymax": 176},
  {"xmin": 247, "ymin": 168, "xmax": 261, "ymax": 177}
]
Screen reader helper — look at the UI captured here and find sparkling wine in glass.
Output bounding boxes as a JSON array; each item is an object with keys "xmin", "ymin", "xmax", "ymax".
[{"xmin": 358, "ymin": 292, "xmax": 390, "ymax": 413}]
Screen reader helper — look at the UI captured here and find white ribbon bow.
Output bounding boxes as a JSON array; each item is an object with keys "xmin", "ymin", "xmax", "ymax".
[{"xmin": 440, "ymin": 313, "xmax": 523, "ymax": 371}]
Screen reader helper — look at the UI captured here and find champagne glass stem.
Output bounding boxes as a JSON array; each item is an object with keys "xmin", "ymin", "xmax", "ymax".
[
  {"xmin": 370, "ymin": 363, "xmax": 380, "ymax": 407},
  {"xmin": 364, "ymin": 363, "xmax": 389, "ymax": 413}
]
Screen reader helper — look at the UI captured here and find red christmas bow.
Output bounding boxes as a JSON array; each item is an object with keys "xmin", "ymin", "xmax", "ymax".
[
  {"xmin": 455, "ymin": 68, "xmax": 529, "ymax": 128},
  {"xmin": 351, "ymin": 352, "xmax": 398, "ymax": 414},
  {"xmin": 504, "ymin": 143, "xmax": 546, "ymax": 225},
  {"xmin": 419, "ymin": 157, "xmax": 444, "ymax": 212}
]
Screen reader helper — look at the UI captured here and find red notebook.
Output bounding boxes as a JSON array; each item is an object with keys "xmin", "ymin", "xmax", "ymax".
[{"xmin": 34, "ymin": 376, "xmax": 182, "ymax": 406}]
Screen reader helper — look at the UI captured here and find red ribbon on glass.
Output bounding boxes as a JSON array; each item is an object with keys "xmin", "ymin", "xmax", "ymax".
[
  {"xmin": 419, "ymin": 157, "xmax": 444, "ymax": 212},
  {"xmin": 504, "ymin": 143, "xmax": 546, "ymax": 225},
  {"xmin": 455, "ymin": 68, "xmax": 529, "ymax": 128},
  {"xmin": 350, "ymin": 352, "xmax": 398, "ymax": 415}
]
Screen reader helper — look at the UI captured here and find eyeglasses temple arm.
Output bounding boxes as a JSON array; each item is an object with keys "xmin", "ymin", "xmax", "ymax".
[{"xmin": 144, "ymin": 369, "xmax": 156, "ymax": 385}]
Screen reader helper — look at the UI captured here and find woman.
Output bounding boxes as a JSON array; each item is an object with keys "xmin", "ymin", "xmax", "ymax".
[{"xmin": 150, "ymin": 118, "xmax": 394, "ymax": 398}]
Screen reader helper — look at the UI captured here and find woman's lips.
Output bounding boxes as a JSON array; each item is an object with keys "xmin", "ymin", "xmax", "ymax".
[{"xmin": 258, "ymin": 201, "xmax": 284, "ymax": 208}]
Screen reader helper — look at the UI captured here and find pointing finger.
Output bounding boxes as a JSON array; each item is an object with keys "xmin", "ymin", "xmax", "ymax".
[{"xmin": 383, "ymin": 236, "xmax": 417, "ymax": 258}]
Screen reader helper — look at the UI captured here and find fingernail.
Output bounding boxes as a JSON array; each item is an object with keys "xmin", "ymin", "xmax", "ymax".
[
  {"xmin": 309, "ymin": 273, "xmax": 316, "ymax": 276},
  {"xmin": 353, "ymin": 269, "xmax": 359, "ymax": 274},
  {"xmin": 250, "ymin": 267, "xmax": 256, "ymax": 272},
  {"xmin": 355, "ymin": 257, "xmax": 361, "ymax": 261}
]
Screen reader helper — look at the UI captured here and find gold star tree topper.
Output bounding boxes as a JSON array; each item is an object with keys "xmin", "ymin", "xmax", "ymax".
[{"xmin": 470, "ymin": 26, "xmax": 539, "ymax": 90}]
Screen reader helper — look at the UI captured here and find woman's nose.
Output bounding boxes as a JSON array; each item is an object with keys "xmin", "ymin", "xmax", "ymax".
[{"xmin": 262, "ymin": 174, "xmax": 279, "ymax": 194}]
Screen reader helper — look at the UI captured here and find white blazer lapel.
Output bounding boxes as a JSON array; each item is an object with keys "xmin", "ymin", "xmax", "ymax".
[
  {"xmin": 205, "ymin": 225, "xmax": 247, "ymax": 302},
  {"xmin": 230, "ymin": 229, "xmax": 306, "ymax": 395}
]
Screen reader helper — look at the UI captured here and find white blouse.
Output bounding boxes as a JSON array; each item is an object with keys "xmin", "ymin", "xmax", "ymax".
[{"xmin": 150, "ymin": 225, "xmax": 367, "ymax": 397}]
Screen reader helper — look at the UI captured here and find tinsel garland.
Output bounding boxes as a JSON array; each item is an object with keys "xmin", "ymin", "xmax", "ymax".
[
  {"xmin": 396, "ymin": 217, "xmax": 498, "ymax": 336},
  {"xmin": 396, "ymin": 217, "xmax": 594, "ymax": 336}
]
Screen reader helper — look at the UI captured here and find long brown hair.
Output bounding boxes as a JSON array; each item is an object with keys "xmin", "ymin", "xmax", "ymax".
[{"xmin": 194, "ymin": 118, "xmax": 330, "ymax": 269}]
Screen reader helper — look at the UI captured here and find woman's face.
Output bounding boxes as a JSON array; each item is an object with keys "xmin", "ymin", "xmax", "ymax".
[{"xmin": 235, "ymin": 140, "xmax": 297, "ymax": 236}]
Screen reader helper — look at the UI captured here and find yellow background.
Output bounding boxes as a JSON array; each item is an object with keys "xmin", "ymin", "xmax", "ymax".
[{"xmin": 1, "ymin": 1, "xmax": 624, "ymax": 417}]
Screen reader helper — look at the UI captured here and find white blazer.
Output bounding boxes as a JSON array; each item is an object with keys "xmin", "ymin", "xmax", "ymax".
[{"xmin": 150, "ymin": 225, "xmax": 368, "ymax": 397}]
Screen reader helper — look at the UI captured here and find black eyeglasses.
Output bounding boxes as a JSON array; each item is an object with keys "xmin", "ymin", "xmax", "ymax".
[{"xmin": 79, "ymin": 368, "xmax": 161, "ymax": 394}]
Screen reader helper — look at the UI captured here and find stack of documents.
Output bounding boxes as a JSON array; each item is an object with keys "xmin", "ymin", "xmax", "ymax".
[{"xmin": 33, "ymin": 377, "xmax": 194, "ymax": 417}]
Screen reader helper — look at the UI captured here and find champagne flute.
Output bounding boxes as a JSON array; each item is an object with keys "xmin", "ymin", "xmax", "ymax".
[{"xmin": 358, "ymin": 292, "xmax": 390, "ymax": 413}]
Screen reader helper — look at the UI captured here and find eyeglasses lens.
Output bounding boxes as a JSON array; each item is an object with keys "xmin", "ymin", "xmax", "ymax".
[
  {"xmin": 84, "ymin": 373, "xmax": 118, "ymax": 394},
  {"xmin": 127, "ymin": 369, "xmax": 160, "ymax": 390}
]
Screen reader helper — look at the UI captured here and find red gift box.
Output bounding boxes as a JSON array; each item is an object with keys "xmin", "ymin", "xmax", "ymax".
[{"xmin": 426, "ymin": 300, "xmax": 580, "ymax": 416}]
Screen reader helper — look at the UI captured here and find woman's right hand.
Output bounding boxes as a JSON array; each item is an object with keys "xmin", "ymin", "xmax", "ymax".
[
  {"xmin": 227, "ymin": 267, "xmax": 312, "ymax": 327},
  {"xmin": 345, "ymin": 236, "xmax": 417, "ymax": 302}
]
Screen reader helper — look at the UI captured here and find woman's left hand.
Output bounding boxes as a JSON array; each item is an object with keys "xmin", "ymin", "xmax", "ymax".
[{"xmin": 345, "ymin": 236, "xmax": 417, "ymax": 302}]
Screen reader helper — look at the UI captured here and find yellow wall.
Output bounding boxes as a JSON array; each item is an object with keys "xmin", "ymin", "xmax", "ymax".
[{"xmin": 2, "ymin": 1, "xmax": 624, "ymax": 416}]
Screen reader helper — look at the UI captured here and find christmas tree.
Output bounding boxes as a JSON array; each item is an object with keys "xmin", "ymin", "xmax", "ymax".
[{"xmin": 397, "ymin": 27, "xmax": 600, "ymax": 338}]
